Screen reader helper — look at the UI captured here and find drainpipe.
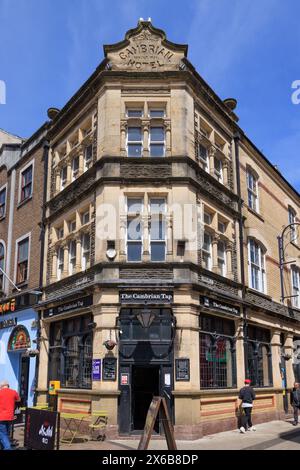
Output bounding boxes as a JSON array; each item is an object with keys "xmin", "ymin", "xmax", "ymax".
[
  {"xmin": 33, "ymin": 139, "xmax": 49, "ymax": 405},
  {"xmin": 233, "ymin": 132, "xmax": 248, "ymax": 376}
]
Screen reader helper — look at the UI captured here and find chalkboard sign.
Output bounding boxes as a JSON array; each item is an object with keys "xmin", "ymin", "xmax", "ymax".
[
  {"xmin": 138, "ymin": 397, "xmax": 177, "ymax": 450},
  {"xmin": 175, "ymin": 358, "xmax": 190, "ymax": 381},
  {"xmin": 24, "ymin": 408, "xmax": 60, "ymax": 450},
  {"xmin": 103, "ymin": 357, "xmax": 117, "ymax": 381}
]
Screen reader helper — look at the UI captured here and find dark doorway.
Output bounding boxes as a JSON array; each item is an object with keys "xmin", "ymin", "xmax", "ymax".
[
  {"xmin": 20, "ymin": 356, "xmax": 30, "ymax": 407},
  {"xmin": 132, "ymin": 366, "xmax": 159, "ymax": 432}
]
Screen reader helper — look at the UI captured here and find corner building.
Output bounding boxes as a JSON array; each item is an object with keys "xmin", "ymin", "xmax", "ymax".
[{"xmin": 36, "ymin": 21, "xmax": 300, "ymax": 438}]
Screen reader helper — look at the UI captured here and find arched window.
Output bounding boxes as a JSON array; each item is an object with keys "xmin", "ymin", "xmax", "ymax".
[
  {"xmin": 248, "ymin": 238, "xmax": 266, "ymax": 293},
  {"xmin": 0, "ymin": 242, "xmax": 4, "ymax": 291},
  {"xmin": 200, "ymin": 314, "xmax": 236, "ymax": 389}
]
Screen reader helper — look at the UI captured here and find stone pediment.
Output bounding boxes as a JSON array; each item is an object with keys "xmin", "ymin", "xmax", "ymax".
[{"xmin": 103, "ymin": 20, "xmax": 188, "ymax": 72}]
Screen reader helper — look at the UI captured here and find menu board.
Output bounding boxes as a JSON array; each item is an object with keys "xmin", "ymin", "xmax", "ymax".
[
  {"xmin": 175, "ymin": 358, "xmax": 190, "ymax": 381},
  {"xmin": 102, "ymin": 357, "xmax": 117, "ymax": 381}
]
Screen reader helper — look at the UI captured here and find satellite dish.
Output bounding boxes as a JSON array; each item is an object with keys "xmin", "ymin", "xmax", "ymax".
[{"xmin": 106, "ymin": 248, "xmax": 117, "ymax": 260}]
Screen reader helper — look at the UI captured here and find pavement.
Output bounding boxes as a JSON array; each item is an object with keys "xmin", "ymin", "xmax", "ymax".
[{"xmin": 12, "ymin": 418, "xmax": 300, "ymax": 450}]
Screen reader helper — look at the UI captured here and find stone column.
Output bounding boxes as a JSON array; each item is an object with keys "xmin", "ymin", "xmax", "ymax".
[
  {"xmin": 119, "ymin": 216, "xmax": 127, "ymax": 258},
  {"xmin": 75, "ymin": 236, "xmax": 82, "ymax": 273},
  {"xmin": 165, "ymin": 121, "xmax": 171, "ymax": 157},
  {"xmin": 62, "ymin": 243, "xmax": 69, "ymax": 278},
  {"xmin": 51, "ymin": 249, "xmax": 58, "ymax": 283},
  {"xmin": 235, "ymin": 318, "xmax": 245, "ymax": 388},
  {"xmin": 166, "ymin": 213, "xmax": 173, "ymax": 258},
  {"xmin": 223, "ymin": 160, "xmax": 229, "ymax": 187},
  {"xmin": 55, "ymin": 170, "xmax": 60, "ymax": 193},
  {"xmin": 66, "ymin": 159, "xmax": 72, "ymax": 185},
  {"xmin": 285, "ymin": 333, "xmax": 295, "ymax": 389},
  {"xmin": 271, "ymin": 330, "xmax": 282, "ymax": 389},
  {"xmin": 142, "ymin": 120, "xmax": 149, "ymax": 157},
  {"xmin": 78, "ymin": 146, "xmax": 84, "ymax": 175},
  {"xmin": 142, "ymin": 214, "xmax": 150, "ymax": 261},
  {"xmin": 212, "ymin": 235, "xmax": 219, "ymax": 274},
  {"xmin": 37, "ymin": 321, "xmax": 50, "ymax": 398},
  {"xmin": 120, "ymin": 122, "xmax": 127, "ymax": 157},
  {"xmin": 226, "ymin": 242, "xmax": 233, "ymax": 279},
  {"xmin": 209, "ymin": 147, "xmax": 216, "ymax": 176}
]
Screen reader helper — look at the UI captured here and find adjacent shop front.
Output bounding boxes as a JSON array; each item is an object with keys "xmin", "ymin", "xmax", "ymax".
[{"xmin": 0, "ymin": 294, "xmax": 39, "ymax": 407}]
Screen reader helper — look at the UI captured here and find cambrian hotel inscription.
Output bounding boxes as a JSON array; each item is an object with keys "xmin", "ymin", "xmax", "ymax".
[{"xmin": 116, "ymin": 32, "xmax": 178, "ymax": 70}]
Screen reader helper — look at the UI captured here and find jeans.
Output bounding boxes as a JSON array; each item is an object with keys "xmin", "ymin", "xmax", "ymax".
[
  {"xmin": 293, "ymin": 406, "xmax": 299, "ymax": 424},
  {"xmin": 242, "ymin": 407, "xmax": 253, "ymax": 429},
  {"xmin": 0, "ymin": 422, "xmax": 12, "ymax": 451}
]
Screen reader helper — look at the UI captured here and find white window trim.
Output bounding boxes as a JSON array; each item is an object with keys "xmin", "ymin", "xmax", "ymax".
[
  {"xmin": 214, "ymin": 157, "xmax": 223, "ymax": 183},
  {"xmin": 202, "ymin": 232, "xmax": 212, "ymax": 271},
  {"xmin": 18, "ymin": 159, "xmax": 35, "ymax": 204},
  {"xmin": 68, "ymin": 240, "xmax": 76, "ymax": 275},
  {"xmin": 149, "ymin": 126, "xmax": 165, "ymax": 157},
  {"xmin": 198, "ymin": 144, "xmax": 209, "ymax": 172},
  {"xmin": 217, "ymin": 240, "xmax": 227, "ymax": 277},
  {"xmin": 81, "ymin": 233, "xmax": 91, "ymax": 271},
  {"xmin": 126, "ymin": 127, "xmax": 143, "ymax": 157},
  {"xmin": 126, "ymin": 197, "xmax": 144, "ymax": 261},
  {"xmin": 71, "ymin": 156, "xmax": 80, "ymax": 182},
  {"xmin": 247, "ymin": 169, "xmax": 259, "ymax": 213},
  {"xmin": 0, "ymin": 239, "xmax": 6, "ymax": 288},
  {"xmin": 14, "ymin": 232, "xmax": 31, "ymax": 285},
  {"xmin": 291, "ymin": 266, "xmax": 300, "ymax": 308},
  {"xmin": 60, "ymin": 166, "xmax": 68, "ymax": 191},
  {"xmin": 57, "ymin": 247, "xmax": 64, "ymax": 280},
  {"xmin": 0, "ymin": 183, "xmax": 8, "ymax": 219},
  {"xmin": 126, "ymin": 108, "xmax": 144, "ymax": 118},
  {"xmin": 84, "ymin": 145, "xmax": 93, "ymax": 171},
  {"xmin": 248, "ymin": 239, "xmax": 266, "ymax": 294},
  {"xmin": 149, "ymin": 198, "xmax": 167, "ymax": 262},
  {"xmin": 149, "ymin": 108, "xmax": 165, "ymax": 118}
]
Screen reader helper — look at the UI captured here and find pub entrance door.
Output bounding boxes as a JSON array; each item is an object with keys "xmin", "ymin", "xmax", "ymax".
[{"xmin": 132, "ymin": 365, "xmax": 159, "ymax": 432}]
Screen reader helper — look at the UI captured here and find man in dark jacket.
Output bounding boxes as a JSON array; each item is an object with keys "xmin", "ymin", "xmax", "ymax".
[
  {"xmin": 290, "ymin": 382, "xmax": 300, "ymax": 426},
  {"xmin": 239, "ymin": 379, "xmax": 256, "ymax": 433}
]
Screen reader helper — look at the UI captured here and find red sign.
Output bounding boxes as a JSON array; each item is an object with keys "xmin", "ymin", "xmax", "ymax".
[
  {"xmin": 0, "ymin": 299, "xmax": 16, "ymax": 315},
  {"xmin": 121, "ymin": 373, "xmax": 129, "ymax": 385}
]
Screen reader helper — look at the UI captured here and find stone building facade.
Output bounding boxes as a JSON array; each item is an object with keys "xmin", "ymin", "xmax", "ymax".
[{"xmin": 33, "ymin": 21, "xmax": 300, "ymax": 439}]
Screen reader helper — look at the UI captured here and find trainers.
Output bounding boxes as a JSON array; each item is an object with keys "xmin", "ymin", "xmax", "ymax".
[
  {"xmin": 249, "ymin": 426, "xmax": 256, "ymax": 431},
  {"xmin": 239, "ymin": 426, "xmax": 246, "ymax": 433},
  {"xmin": 292, "ymin": 422, "xmax": 298, "ymax": 426}
]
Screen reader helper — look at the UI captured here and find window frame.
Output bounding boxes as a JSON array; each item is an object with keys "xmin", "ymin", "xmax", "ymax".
[
  {"xmin": 202, "ymin": 232, "xmax": 212, "ymax": 271},
  {"xmin": 0, "ymin": 241, "xmax": 5, "ymax": 291},
  {"xmin": 0, "ymin": 184, "xmax": 7, "ymax": 219},
  {"xmin": 60, "ymin": 166, "xmax": 68, "ymax": 191},
  {"xmin": 149, "ymin": 197, "xmax": 166, "ymax": 262},
  {"xmin": 68, "ymin": 240, "xmax": 77, "ymax": 275},
  {"xmin": 126, "ymin": 126, "xmax": 143, "ymax": 158},
  {"xmin": 84, "ymin": 144, "xmax": 93, "ymax": 171},
  {"xmin": 18, "ymin": 160, "xmax": 34, "ymax": 204},
  {"xmin": 15, "ymin": 233, "xmax": 31, "ymax": 285},
  {"xmin": 149, "ymin": 126, "xmax": 165, "ymax": 158},
  {"xmin": 248, "ymin": 239, "xmax": 266, "ymax": 293},
  {"xmin": 291, "ymin": 265, "xmax": 300, "ymax": 308},
  {"xmin": 126, "ymin": 197, "xmax": 143, "ymax": 262},
  {"xmin": 198, "ymin": 144, "xmax": 209, "ymax": 172},
  {"xmin": 57, "ymin": 246, "xmax": 64, "ymax": 280},
  {"xmin": 247, "ymin": 169, "xmax": 259, "ymax": 212},
  {"xmin": 81, "ymin": 233, "xmax": 91, "ymax": 271},
  {"xmin": 217, "ymin": 240, "xmax": 226, "ymax": 277}
]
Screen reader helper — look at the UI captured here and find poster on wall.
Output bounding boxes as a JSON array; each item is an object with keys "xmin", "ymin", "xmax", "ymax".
[{"xmin": 92, "ymin": 359, "xmax": 101, "ymax": 381}]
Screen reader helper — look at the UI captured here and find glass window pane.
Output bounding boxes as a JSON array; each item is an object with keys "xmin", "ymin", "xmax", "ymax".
[
  {"xmin": 127, "ymin": 198, "xmax": 142, "ymax": 213},
  {"xmin": 151, "ymin": 217, "xmax": 165, "ymax": 240},
  {"xmin": 128, "ymin": 144, "xmax": 142, "ymax": 157},
  {"xmin": 150, "ymin": 144, "xmax": 164, "ymax": 157},
  {"xmin": 127, "ymin": 109, "xmax": 143, "ymax": 117},
  {"xmin": 128, "ymin": 127, "xmax": 142, "ymax": 141},
  {"xmin": 127, "ymin": 219, "xmax": 142, "ymax": 240},
  {"xmin": 149, "ymin": 109, "xmax": 165, "ymax": 118},
  {"xmin": 128, "ymin": 242, "xmax": 142, "ymax": 261},
  {"xmin": 150, "ymin": 127, "xmax": 164, "ymax": 142},
  {"xmin": 151, "ymin": 242, "xmax": 165, "ymax": 261}
]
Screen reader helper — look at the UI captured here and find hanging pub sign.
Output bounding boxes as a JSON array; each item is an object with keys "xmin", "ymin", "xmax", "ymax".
[
  {"xmin": 200, "ymin": 296, "xmax": 240, "ymax": 317},
  {"xmin": 44, "ymin": 295, "xmax": 93, "ymax": 319},
  {"xmin": 120, "ymin": 291, "xmax": 173, "ymax": 304},
  {"xmin": 175, "ymin": 358, "xmax": 190, "ymax": 381},
  {"xmin": 7, "ymin": 325, "xmax": 31, "ymax": 351},
  {"xmin": 103, "ymin": 357, "xmax": 117, "ymax": 381},
  {"xmin": 24, "ymin": 408, "xmax": 60, "ymax": 450}
]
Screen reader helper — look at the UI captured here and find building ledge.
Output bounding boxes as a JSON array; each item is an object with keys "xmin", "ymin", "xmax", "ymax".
[{"xmin": 56, "ymin": 388, "xmax": 121, "ymax": 397}]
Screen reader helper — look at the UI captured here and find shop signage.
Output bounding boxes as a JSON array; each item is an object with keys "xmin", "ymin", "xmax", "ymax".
[
  {"xmin": 24, "ymin": 408, "xmax": 60, "ymax": 450},
  {"xmin": 103, "ymin": 357, "xmax": 117, "ymax": 381},
  {"xmin": 0, "ymin": 317, "xmax": 17, "ymax": 330},
  {"xmin": 120, "ymin": 291, "xmax": 173, "ymax": 304},
  {"xmin": 175, "ymin": 358, "xmax": 190, "ymax": 381},
  {"xmin": 200, "ymin": 296, "xmax": 240, "ymax": 317},
  {"xmin": 44, "ymin": 295, "xmax": 93, "ymax": 319},
  {"xmin": 0, "ymin": 298, "xmax": 16, "ymax": 315},
  {"xmin": 8, "ymin": 325, "xmax": 31, "ymax": 351},
  {"xmin": 92, "ymin": 359, "xmax": 101, "ymax": 381}
]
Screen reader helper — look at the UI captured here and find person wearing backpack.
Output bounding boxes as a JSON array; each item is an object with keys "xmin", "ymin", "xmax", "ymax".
[
  {"xmin": 290, "ymin": 382, "xmax": 300, "ymax": 426},
  {"xmin": 239, "ymin": 379, "xmax": 256, "ymax": 433}
]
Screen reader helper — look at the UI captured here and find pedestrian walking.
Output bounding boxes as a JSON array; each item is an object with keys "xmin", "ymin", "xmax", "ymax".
[
  {"xmin": 290, "ymin": 382, "xmax": 300, "ymax": 426},
  {"xmin": 239, "ymin": 379, "xmax": 256, "ymax": 433},
  {"xmin": 0, "ymin": 380, "xmax": 20, "ymax": 451}
]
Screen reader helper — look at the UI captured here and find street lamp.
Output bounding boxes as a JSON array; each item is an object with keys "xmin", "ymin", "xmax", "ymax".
[
  {"xmin": 136, "ymin": 303, "xmax": 157, "ymax": 329},
  {"xmin": 278, "ymin": 222, "xmax": 300, "ymax": 302}
]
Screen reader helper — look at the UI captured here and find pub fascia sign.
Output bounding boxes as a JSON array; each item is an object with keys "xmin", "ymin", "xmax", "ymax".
[
  {"xmin": 120, "ymin": 292, "xmax": 173, "ymax": 304},
  {"xmin": 201, "ymin": 296, "xmax": 240, "ymax": 316},
  {"xmin": 44, "ymin": 295, "xmax": 93, "ymax": 319}
]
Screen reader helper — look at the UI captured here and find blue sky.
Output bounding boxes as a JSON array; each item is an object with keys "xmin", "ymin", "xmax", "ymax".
[{"xmin": 0, "ymin": 0, "xmax": 299, "ymax": 191}]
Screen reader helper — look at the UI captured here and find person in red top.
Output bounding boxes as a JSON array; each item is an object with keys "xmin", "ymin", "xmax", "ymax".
[{"xmin": 0, "ymin": 380, "xmax": 20, "ymax": 451}]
